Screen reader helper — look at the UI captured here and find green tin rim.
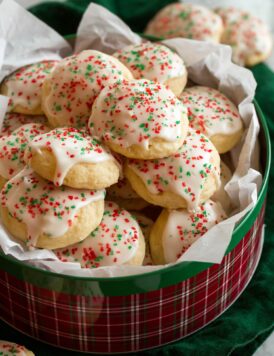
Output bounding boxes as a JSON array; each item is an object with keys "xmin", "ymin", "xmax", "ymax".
[{"xmin": 0, "ymin": 100, "xmax": 270, "ymax": 296}]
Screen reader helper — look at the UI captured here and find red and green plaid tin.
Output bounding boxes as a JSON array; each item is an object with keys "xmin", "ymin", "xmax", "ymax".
[{"xmin": 0, "ymin": 102, "xmax": 270, "ymax": 353}]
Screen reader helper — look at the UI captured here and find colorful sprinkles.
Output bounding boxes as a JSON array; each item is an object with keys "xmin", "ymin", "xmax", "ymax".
[
  {"xmin": 43, "ymin": 50, "xmax": 132, "ymax": 128},
  {"xmin": 215, "ymin": 7, "xmax": 272, "ymax": 65},
  {"xmin": 0, "ymin": 341, "xmax": 32, "ymax": 356},
  {"xmin": 162, "ymin": 200, "xmax": 226, "ymax": 262},
  {"xmin": 0, "ymin": 123, "xmax": 49, "ymax": 179},
  {"xmin": 128, "ymin": 128, "xmax": 220, "ymax": 211},
  {"xmin": 3, "ymin": 60, "xmax": 58, "ymax": 112},
  {"xmin": 113, "ymin": 42, "xmax": 186, "ymax": 83},
  {"xmin": 0, "ymin": 112, "xmax": 47, "ymax": 137},
  {"xmin": 145, "ymin": 3, "xmax": 223, "ymax": 41},
  {"xmin": 180, "ymin": 86, "xmax": 243, "ymax": 136},
  {"xmin": 89, "ymin": 79, "xmax": 185, "ymax": 149},
  {"xmin": 0, "ymin": 168, "xmax": 105, "ymax": 247},
  {"xmin": 26, "ymin": 127, "xmax": 116, "ymax": 186},
  {"xmin": 55, "ymin": 201, "xmax": 140, "ymax": 268}
]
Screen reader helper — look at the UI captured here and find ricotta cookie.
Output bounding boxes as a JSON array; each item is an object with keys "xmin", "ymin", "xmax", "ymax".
[
  {"xmin": 89, "ymin": 79, "xmax": 188, "ymax": 159},
  {"xmin": 0, "ymin": 168, "xmax": 105, "ymax": 249},
  {"xmin": 180, "ymin": 86, "xmax": 243, "ymax": 153},
  {"xmin": 145, "ymin": 3, "xmax": 223, "ymax": 42},
  {"xmin": 113, "ymin": 42, "xmax": 187, "ymax": 96},
  {"xmin": 131, "ymin": 212, "xmax": 154, "ymax": 266},
  {"xmin": 42, "ymin": 50, "xmax": 133, "ymax": 128},
  {"xmin": 54, "ymin": 201, "xmax": 145, "ymax": 267},
  {"xmin": 212, "ymin": 160, "xmax": 232, "ymax": 213},
  {"xmin": 106, "ymin": 178, "xmax": 149, "ymax": 210},
  {"xmin": 215, "ymin": 7, "xmax": 272, "ymax": 66},
  {"xmin": 1, "ymin": 60, "xmax": 58, "ymax": 115},
  {"xmin": 0, "ymin": 341, "xmax": 34, "ymax": 356},
  {"xmin": 125, "ymin": 128, "xmax": 220, "ymax": 211},
  {"xmin": 0, "ymin": 123, "xmax": 50, "ymax": 186},
  {"xmin": 150, "ymin": 200, "xmax": 226, "ymax": 264},
  {"xmin": 0, "ymin": 112, "xmax": 47, "ymax": 137},
  {"xmin": 25, "ymin": 127, "xmax": 120, "ymax": 189}
]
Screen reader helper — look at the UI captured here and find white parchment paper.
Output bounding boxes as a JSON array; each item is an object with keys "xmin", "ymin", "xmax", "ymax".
[
  {"xmin": 0, "ymin": 0, "xmax": 72, "ymax": 82},
  {"xmin": 0, "ymin": 3, "xmax": 263, "ymax": 277}
]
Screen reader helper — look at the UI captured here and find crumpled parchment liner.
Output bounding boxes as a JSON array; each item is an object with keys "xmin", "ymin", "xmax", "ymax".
[{"xmin": 0, "ymin": 2, "xmax": 263, "ymax": 277}]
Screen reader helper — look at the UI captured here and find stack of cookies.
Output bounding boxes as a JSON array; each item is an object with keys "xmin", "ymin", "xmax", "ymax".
[
  {"xmin": 145, "ymin": 3, "xmax": 273, "ymax": 67},
  {"xmin": 0, "ymin": 42, "xmax": 244, "ymax": 268}
]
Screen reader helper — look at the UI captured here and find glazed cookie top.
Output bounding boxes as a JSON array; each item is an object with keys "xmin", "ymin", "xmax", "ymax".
[
  {"xmin": 0, "ymin": 112, "xmax": 47, "ymax": 137},
  {"xmin": 0, "ymin": 123, "xmax": 49, "ymax": 180},
  {"xmin": 25, "ymin": 127, "xmax": 119, "ymax": 186},
  {"xmin": 180, "ymin": 86, "xmax": 243, "ymax": 137},
  {"xmin": 113, "ymin": 42, "xmax": 186, "ymax": 83},
  {"xmin": 127, "ymin": 128, "xmax": 220, "ymax": 211},
  {"xmin": 107, "ymin": 178, "xmax": 139, "ymax": 200},
  {"xmin": 0, "ymin": 168, "xmax": 105, "ymax": 247},
  {"xmin": 42, "ymin": 50, "xmax": 133, "ymax": 128},
  {"xmin": 162, "ymin": 200, "xmax": 226, "ymax": 263},
  {"xmin": 89, "ymin": 79, "xmax": 187, "ymax": 149},
  {"xmin": 145, "ymin": 3, "xmax": 223, "ymax": 42},
  {"xmin": 2, "ymin": 60, "xmax": 58, "ymax": 113},
  {"xmin": 0, "ymin": 341, "xmax": 33, "ymax": 356},
  {"xmin": 55, "ymin": 201, "xmax": 141, "ymax": 268},
  {"xmin": 215, "ymin": 7, "xmax": 272, "ymax": 65}
]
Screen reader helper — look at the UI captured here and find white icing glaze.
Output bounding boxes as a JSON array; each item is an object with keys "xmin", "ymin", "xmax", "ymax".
[
  {"xmin": 3, "ymin": 60, "xmax": 58, "ymax": 112},
  {"xmin": 0, "ymin": 112, "xmax": 47, "ymax": 137},
  {"xmin": 215, "ymin": 7, "xmax": 272, "ymax": 65},
  {"xmin": 0, "ymin": 341, "xmax": 31, "ymax": 356},
  {"xmin": 43, "ymin": 50, "xmax": 133, "ymax": 128},
  {"xmin": 55, "ymin": 201, "xmax": 140, "ymax": 267},
  {"xmin": 180, "ymin": 86, "xmax": 243, "ymax": 137},
  {"xmin": 113, "ymin": 42, "xmax": 186, "ymax": 83},
  {"xmin": 25, "ymin": 127, "xmax": 118, "ymax": 186},
  {"xmin": 89, "ymin": 79, "xmax": 186, "ymax": 149},
  {"xmin": 0, "ymin": 123, "xmax": 49, "ymax": 180},
  {"xmin": 1, "ymin": 167, "xmax": 105, "ymax": 247},
  {"xmin": 145, "ymin": 3, "xmax": 223, "ymax": 42},
  {"xmin": 162, "ymin": 200, "xmax": 226, "ymax": 263},
  {"xmin": 128, "ymin": 128, "xmax": 220, "ymax": 211}
]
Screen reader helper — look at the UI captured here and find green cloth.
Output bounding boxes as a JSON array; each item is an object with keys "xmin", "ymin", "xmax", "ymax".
[
  {"xmin": 1, "ymin": 1, "xmax": 274, "ymax": 355},
  {"xmin": 30, "ymin": 0, "xmax": 176, "ymax": 35}
]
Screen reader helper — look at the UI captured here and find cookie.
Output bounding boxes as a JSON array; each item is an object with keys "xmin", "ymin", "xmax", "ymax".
[
  {"xmin": 0, "ymin": 168, "xmax": 105, "ymax": 249},
  {"xmin": 1, "ymin": 60, "xmax": 58, "ymax": 115},
  {"xmin": 89, "ymin": 79, "xmax": 189, "ymax": 159},
  {"xmin": 145, "ymin": 3, "xmax": 223, "ymax": 42},
  {"xmin": 212, "ymin": 160, "xmax": 232, "ymax": 213},
  {"xmin": 42, "ymin": 50, "xmax": 133, "ymax": 128},
  {"xmin": 125, "ymin": 128, "xmax": 221, "ymax": 211},
  {"xmin": 106, "ymin": 178, "xmax": 149, "ymax": 210},
  {"xmin": 131, "ymin": 212, "xmax": 154, "ymax": 266},
  {"xmin": 0, "ymin": 123, "xmax": 50, "ymax": 184},
  {"xmin": 215, "ymin": 7, "xmax": 272, "ymax": 66},
  {"xmin": 25, "ymin": 127, "xmax": 120, "ymax": 189},
  {"xmin": 113, "ymin": 42, "xmax": 187, "ymax": 96},
  {"xmin": 0, "ymin": 112, "xmax": 47, "ymax": 138},
  {"xmin": 150, "ymin": 200, "xmax": 226, "ymax": 264},
  {"xmin": 180, "ymin": 86, "xmax": 243, "ymax": 153},
  {"xmin": 54, "ymin": 201, "xmax": 145, "ymax": 267},
  {"xmin": 0, "ymin": 341, "xmax": 34, "ymax": 356}
]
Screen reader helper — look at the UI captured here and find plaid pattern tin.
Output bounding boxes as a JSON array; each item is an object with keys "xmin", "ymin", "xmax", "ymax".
[{"xmin": 0, "ymin": 203, "xmax": 265, "ymax": 354}]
